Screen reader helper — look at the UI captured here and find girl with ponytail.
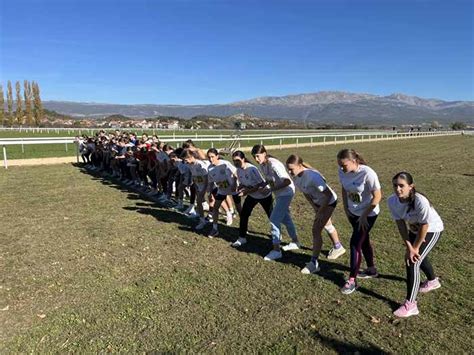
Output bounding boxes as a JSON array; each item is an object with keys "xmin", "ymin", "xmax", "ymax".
[
  {"xmin": 337, "ymin": 149, "xmax": 382, "ymax": 295},
  {"xmin": 286, "ymin": 155, "xmax": 346, "ymax": 274},
  {"xmin": 388, "ymin": 172, "xmax": 444, "ymax": 318}
]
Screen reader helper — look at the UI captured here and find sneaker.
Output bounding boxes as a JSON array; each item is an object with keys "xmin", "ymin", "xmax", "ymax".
[
  {"xmin": 327, "ymin": 246, "xmax": 346, "ymax": 260},
  {"xmin": 231, "ymin": 237, "xmax": 247, "ymax": 247},
  {"xmin": 264, "ymin": 249, "xmax": 282, "ymax": 261},
  {"xmin": 393, "ymin": 300, "xmax": 419, "ymax": 318},
  {"xmin": 195, "ymin": 220, "xmax": 208, "ymax": 231},
  {"xmin": 419, "ymin": 278, "xmax": 441, "ymax": 293},
  {"xmin": 282, "ymin": 242, "xmax": 301, "ymax": 251},
  {"xmin": 202, "ymin": 201, "xmax": 210, "ymax": 211},
  {"xmin": 208, "ymin": 228, "xmax": 219, "ymax": 238},
  {"xmin": 184, "ymin": 205, "xmax": 195, "ymax": 215},
  {"xmin": 205, "ymin": 214, "xmax": 214, "ymax": 223},
  {"xmin": 340, "ymin": 279, "xmax": 357, "ymax": 295},
  {"xmin": 301, "ymin": 261, "xmax": 320, "ymax": 274},
  {"xmin": 226, "ymin": 212, "xmax": 233, "ymax": 226},
  {"xmin": 358, "ymin": 268, "xmax": 379, "ymax": 279}
]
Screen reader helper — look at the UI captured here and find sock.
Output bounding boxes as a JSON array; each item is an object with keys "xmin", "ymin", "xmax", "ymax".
[
  {"xmin": 334, "ymin": 242, "xmax": 342, "ymax": 249},
  {"xmin": 230, "ymin": 208, "xmax": 234, "ymax": 214}
]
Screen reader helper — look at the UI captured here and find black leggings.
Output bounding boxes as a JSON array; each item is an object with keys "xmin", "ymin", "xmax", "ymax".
[
  {"xmin": 239, "ymin": 195, "xmax": 273, "ymax": 239},
  {"xmin": 348, "ymin": 213, "xmax": 378, "ymax": 278},
  {"xmin": 406, "ymin": 231, "xmax": 441, "ymax": 302}
]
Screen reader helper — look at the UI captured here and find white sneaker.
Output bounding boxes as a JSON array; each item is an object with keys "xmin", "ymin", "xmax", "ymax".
[
  {"xmin": 282, "ymin": 242, "xmax": 301, "ymax": 251},
  {"xmin": 264, "ymin": 250, "xmax": 282, "ymax": 261},
  {"xmin": 327, "ymin": 246, "xmax": 346, "ymax": 260},
  {"xmin": 195, "ymin": 220, "xmax": 208, "ymax": 231},
  {"xmin": 231, "ymin": 237, "xmax": 247, "ymax": 247},
  {"xmin": 226, "ymin": 211, "xmax": 233, "ymax": 226},
  {"xmin": 301, "ymin": 261, "xmax": 320, "ymax": 274},
  {"xmin": 206, "ymin": 215, "xmax": 213, "ymax": 223},
  {"xmin": 184, "ymin": 205, "xmax": 195, "ymax": 215}
]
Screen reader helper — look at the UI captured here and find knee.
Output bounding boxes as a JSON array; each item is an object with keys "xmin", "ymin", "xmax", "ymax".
[{"xmin": 324, "ymin": 224, "xmax": 336, "ymax": 234}]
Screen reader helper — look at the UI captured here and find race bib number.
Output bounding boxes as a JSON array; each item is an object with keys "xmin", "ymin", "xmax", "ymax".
[
  {"xmin": 348, "ymin": 191, "xmax": 362, "ymax": 203},
  {"xmin": 193, "ymin": 176, "xmax": 204, "ymax": 184},
  {"xmin": 218, "ymin": 180, "xmax": 229, "ymax": 189}
]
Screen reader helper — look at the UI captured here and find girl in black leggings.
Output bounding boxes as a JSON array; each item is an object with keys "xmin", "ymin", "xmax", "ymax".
[
  {"xmin": 230, "ymin": 151, "xmax": 273, "ymax": 247},
  {"xmin": 388, "ymin": 172, "xmax": 443, "ymax": 318}
]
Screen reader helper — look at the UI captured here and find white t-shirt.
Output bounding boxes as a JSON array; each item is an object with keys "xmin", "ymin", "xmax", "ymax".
[
  {"xmin": 189, "ymin": 160, "xmax": 210, "ymax": 192},
  {"xmin": 338, "ymin": 164, "xmax": 381, "ymax": 216},
  {"xmin": 387, "ymin": 193, "xmax": 444, "ymax": 233},
  {"xmin": 237, "ymin": 163, "xmax": 271, "ymax": 199},
  {"xmin": 293, "ymin": 169, "xmax": 337, "ymax": 206},
  {"xmin": 259, "ymin": 157, "xmax": 295, "ymax": 198},
  {"xmin": 207, "ymin": 159, "xmax": 237, "ymax": 195}
]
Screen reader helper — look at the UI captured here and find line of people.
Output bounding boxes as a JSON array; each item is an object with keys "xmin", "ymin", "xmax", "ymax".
[{"xmin": 77, "ymin": 132, "xmax": 444, "ymax": 319}]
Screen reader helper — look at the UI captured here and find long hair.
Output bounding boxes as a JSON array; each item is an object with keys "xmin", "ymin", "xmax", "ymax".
[
  {"xmin": 286, "ymin": 154, "xmax": 325, "ymax": 180},
  {"xmin": 180, "ymin": 148, "xmax": 199, "ymax": 160},
  {"xmin": 392, "ymin": 171, "xmax": 430, "ymax": 212},
  {"xmin": 336, "ymin": 148, "xmax": 367, "ymax": 165},
  {"xmin": 207, "ymin": 148, "xmax": 219, "ymax": 157}
]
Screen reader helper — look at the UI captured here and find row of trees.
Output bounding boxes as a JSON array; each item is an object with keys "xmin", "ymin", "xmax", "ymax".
[{"xmin": 0, "ymin": 81, "xmax": 43, "ymax": 127}]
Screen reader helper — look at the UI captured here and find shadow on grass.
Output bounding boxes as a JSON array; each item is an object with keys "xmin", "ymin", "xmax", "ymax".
[
  {"xmin": 311, "ymin": 331, "xmax": 389, "ymax": 354},
  {"xmin": 75, "ymin": 163, "xmax": 402, "ymax": 308}
]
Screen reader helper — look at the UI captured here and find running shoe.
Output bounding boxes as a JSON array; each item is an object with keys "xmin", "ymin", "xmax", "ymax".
[
  {"xmin": 419, "ymin": 278, "xmax": 441, "ymax": 293},
  {"xmin": 340, "ymin": 279, "xmax": 357, "ymax": 295},
  {"xmin": 205, "ymin": 214, "xmax": 214, "ymax": 223},
  {"xmin": 301, "ymin": 261, "xmax": 320, "ymax": 274},
  {"xmin": 282, "ymin": 241, "xmax": 301, "ymax": 251},
  {"xmin": 358, "ymin": 268, "xmax": 379, "ymax": 279},
  {"xmin": 393, "ymin": 300, "xmax": 419, "ymax": 318},
  {"xmin": 184, "ymin": 205, "xmax": 195, "ymax": 215},
  {"xmin": 264, "ymin": 250, "xmax": 282, "ymax": 261},
  {"xmin": 231, "ymin": 237, "xmax": 247, "ymax": 247},
  {"xmin": 327, "ymin": 246, "xmax": 346, "ymax": 260}
]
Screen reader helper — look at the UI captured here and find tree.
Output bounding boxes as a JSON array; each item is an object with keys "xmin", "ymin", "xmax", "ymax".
[
  {"xmin": 0, "ymin": 85, "xmax": 4, "ymax": 126},
  {"xmin": 32, "ymin": 81, "xmax": 43, "ymax": 125},
  {"xmin": 431, "ymin": 120, "xmax": 440, "ymax": 129},
  {"xmin": 24, "ymin": 80, "xmax": 33, "ymax": 126},
  {"xmin": 451, "ymin": 121, "xmax": 466, "ymax": 130},
  {"xmin": 7, "ymin": 81, "xmax": 14, "ymax": 126},
  {"xmin": 15, "ymin": 81, "xmax": 23, "ymax": 124}
]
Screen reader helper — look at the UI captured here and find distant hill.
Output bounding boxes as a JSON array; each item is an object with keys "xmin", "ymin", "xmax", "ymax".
[{"xmin": 43, "ymin": 91, "xmax": 474, "ymax": 124}]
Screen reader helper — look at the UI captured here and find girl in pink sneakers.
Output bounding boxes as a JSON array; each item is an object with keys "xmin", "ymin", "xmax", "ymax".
[{"xmin": 388, "ymin": 172, "xmax": 443, "ymax": 318}]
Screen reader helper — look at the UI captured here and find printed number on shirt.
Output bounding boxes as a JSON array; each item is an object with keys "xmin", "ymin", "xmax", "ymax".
[
  {"xmin": 218, "ymin": 180, "xmax": 229, "ymax": 189},
  {"xmin": 194, "ymin": 176, "xmax": 204, "ymax": 184},
  {"xmin": 348, "ymin": 191, "xmax": 362, "ymax": 203}
]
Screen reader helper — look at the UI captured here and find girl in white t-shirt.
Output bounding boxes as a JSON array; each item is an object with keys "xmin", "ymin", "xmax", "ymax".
[
  {"xmin": 230, "ymin": 150, "xmax": 273, "ymax": 247},
  {"xmin": 180, "ymin": 148, "xmax": 210, "ymax": 231},
  {"xmin": 286, "ymin": 154, "xmax": 346, "ymax": 274},
  {"xmin": 337, "ymin": 149, "xmax": 382, "ymax": 295},
  {"xmin": 388, "ymin": 171, "xmax": 443, "ymax": 318},
  {"xmin": 251, "ymin": 145, "xmax": 301, "ymax": 261},
  {"xmin": 206, "ymin": 148, "xmax": 237, "ymax": 238}
]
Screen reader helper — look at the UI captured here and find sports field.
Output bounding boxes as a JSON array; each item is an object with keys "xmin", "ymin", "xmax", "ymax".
[{"xmin": 0, "ymin": 135, "xmax": 472, "ymax": 353}]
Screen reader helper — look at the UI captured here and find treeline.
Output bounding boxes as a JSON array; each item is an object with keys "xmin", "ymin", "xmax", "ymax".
[{"xmin": 0, "ymin": 80, "xmax": 43, "ymax": 127}]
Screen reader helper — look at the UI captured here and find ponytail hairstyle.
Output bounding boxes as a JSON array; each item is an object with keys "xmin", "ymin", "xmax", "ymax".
[
  {"xmin": 336, "ymin": 148, "xmax": 367, "ymax": 165},
  {"xmin": 182, "ymin": 139, "xmax": 196, "ymax": 149},
  {"xmin": 163, "ymin": 144, "xmax": 174, "ymax": 152},
  {"xmin": 232, "ymin": 150, "xmax": 251, "ymax": 163},
  {"xmin": 392, "ymin": 171, "xmax": 431, "ymax": 212},
  {"xmin": 286, "ymin": 154, "xmax": 325, "ymax": 180}
]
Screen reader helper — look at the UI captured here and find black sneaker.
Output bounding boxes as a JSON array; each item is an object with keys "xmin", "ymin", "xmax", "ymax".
[{"xmin": 358, "ymin": 268, "xmax": 379, "ymax": 279}]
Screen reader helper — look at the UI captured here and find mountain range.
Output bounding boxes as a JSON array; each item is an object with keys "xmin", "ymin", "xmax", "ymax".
[{"xmin": 43, "ymin": 91, "xmax": 473, "ymax": 124}]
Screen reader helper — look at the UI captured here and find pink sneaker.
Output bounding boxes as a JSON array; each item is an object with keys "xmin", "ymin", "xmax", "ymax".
[
  {"xmin": 393, "ymin": 300, "xmax": 419, "ymax": 318},
  {"xmin": 419, "ymin": 278, "xmax": 441, "ymax": 293}
]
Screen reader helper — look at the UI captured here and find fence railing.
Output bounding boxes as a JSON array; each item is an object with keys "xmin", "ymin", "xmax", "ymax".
[{"xmin": 0, "ymin": 130, "xmax": 463, "ymax": 169}]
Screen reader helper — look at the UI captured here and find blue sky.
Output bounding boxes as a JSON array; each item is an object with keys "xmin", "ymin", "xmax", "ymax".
[{"xmin": 0, "ymin": 0, "xmax": 472, "ymax": 104}]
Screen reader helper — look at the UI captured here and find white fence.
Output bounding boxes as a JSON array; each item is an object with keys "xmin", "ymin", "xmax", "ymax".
[{"xmin": 0, "ymin": 130, "xmax": 464, "ymax": 169}]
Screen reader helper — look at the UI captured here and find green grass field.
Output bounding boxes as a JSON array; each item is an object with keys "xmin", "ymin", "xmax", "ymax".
[{"xmin": 1, "ymin": 136, "xmax": 473, "ymax": 353}]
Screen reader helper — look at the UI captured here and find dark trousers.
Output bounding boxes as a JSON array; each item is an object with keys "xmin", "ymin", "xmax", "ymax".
[
  {"xmin": 239, "ymin": 195, "xmax": 273, "ymax": 239},
  {"xmin": 348, "ymin": 213, "xmax": 378, "ymax": 278},
  {"xmin": 406, "ymin": 231, "xmax": 441, "ymax": 302}
]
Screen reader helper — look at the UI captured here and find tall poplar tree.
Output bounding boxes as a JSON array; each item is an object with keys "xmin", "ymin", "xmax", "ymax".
[
  {"xmin": 32, "ymin": 81, "xmax": 43, "ymax": 125},
  {"xmin": 15, "ymin": 81, "xmax": 23, "ymax": 124},
  {"xmin": 7, "ymin": 81, "xmax": 14, "ymax": 126},
  {"xmin": 24, "ymin": 80, "xmax": 33, "ymax": 126},
  {"xmin": 0, "ymin": 85, "xmax": 4, "ymax": 127}
]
